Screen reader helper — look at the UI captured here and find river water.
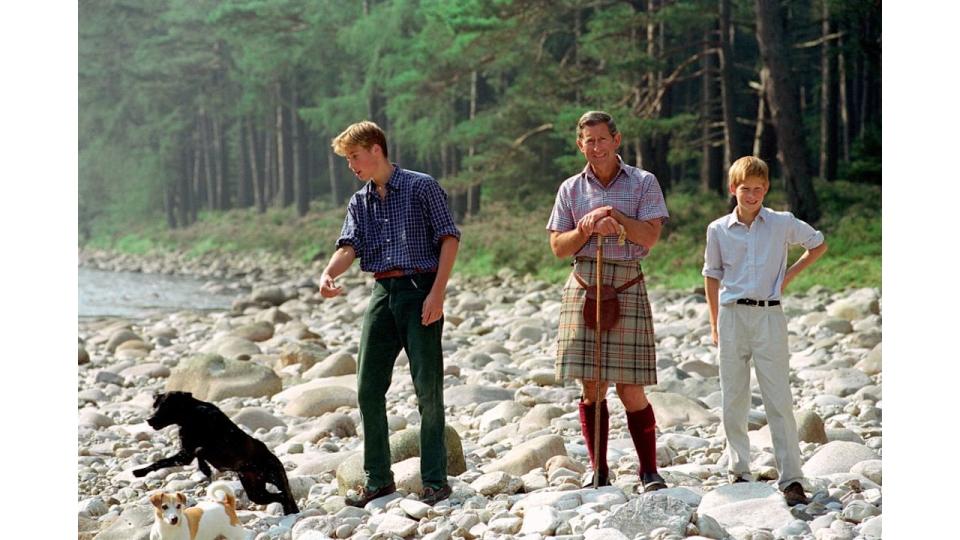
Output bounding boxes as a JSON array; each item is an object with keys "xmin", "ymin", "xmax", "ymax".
[{"xmin": 78, "ymin": 267, "xmax": 240, "ymax": 319}]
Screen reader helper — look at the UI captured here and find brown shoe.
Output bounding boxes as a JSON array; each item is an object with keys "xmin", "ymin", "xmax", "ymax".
[
  {"xmin": 420, "ymin": 484, "xmax": 452, "ymax": 505},
  {"xmin": 345, "ymin": 482, "xmax": 396, "ymax": 507},
  {"xmin": 782, "ymin": 482, "xmax": 809, "ymax": 506}
]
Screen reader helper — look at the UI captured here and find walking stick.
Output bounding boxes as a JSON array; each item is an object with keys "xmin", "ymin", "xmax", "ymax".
[{"xmin": 592, "ymin": 231, "xmax": 604, "ymax": 489}]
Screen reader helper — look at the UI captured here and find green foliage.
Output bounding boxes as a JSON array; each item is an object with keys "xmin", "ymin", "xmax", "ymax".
[{"xmin": 80, "ymin": 0, "xmax": 881, "ymax": 278}]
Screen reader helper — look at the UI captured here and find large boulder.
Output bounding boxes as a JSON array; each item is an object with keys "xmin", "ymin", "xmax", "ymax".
[
  {"xmin": 276, "ymin": 342, "xmax": 328, "ymax": 372},
  {"xmin": 231, "ymin": 407, "xmax": 287, "ymax": 432},
  {"xmin": 482, "ymin": 435, "xmax": 567, "ymax": 476},
  {"xmin": 165, "ymin": 354, "xmax": 281, "ymax": 401},
  {"xmin": 335, "ymin": 425, "xmax": 465, "ymax": 495},
  {"xmin": 698, "ymin": 483, "xmax": 794, "ymax": 531},
  {"xmin": 443, "ymin": 384, "xmax": 515, "ymax": 407},
  {"xmin": 303, "ymin": 352, "xmax": 357, "ymax": 379},
  {"xmin": 105, "ymin": 329, "xmax": 143, "ymax": 353},
  {"xmin": 600, "ymin": 493, "xmax": 694, "ymax": 539},
  {"xmin": 200, "ymin": 336, "xmax": 261, "ymax": 361},
  {"xmin": 646, "ymin": 392, "xmax": 718, "ymax": 428},
  {"xmin": 229, "ymin": 321, "xmax": 274, "ymax": 342},
  {"xmin": 389, "ymin": 425, "xmax": 467, "ymax": 475},
  {"xmin": 283, "ymin": 387, "xmax": 358, "ymax": 417},
  {"xmin": 802, "ymin": 441, "xmax": 879, "ymax": 477},
  {"xmin": 826, "ymin": 289, "xmax": 880, "ymax": 320},
  {"xmin": 91, "ymin": 505, "xmax": 153, "ymax": 540}
]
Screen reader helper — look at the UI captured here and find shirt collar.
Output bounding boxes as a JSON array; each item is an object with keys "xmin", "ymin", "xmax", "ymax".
[
  {"xmin": 582, "ymin": 156, "xmax": 627, "ymax": 186},
  {"xmin": 364, "ymin": 164, "xmax": 404, "ymax": 198},
  {"xmin": 726, "ymin": 206, "xmax": 769, "ymax": 228}
]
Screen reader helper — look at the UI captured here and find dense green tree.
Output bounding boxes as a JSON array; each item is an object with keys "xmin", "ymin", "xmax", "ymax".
[{"xmin": 79, "ymin": 0, "xmax": 880, "ymax": 236}]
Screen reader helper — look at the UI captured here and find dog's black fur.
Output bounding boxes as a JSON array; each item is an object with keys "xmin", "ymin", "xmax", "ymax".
[{"xmin": 133, "ymin": 391, "xmax": 300, "ymax": 515}]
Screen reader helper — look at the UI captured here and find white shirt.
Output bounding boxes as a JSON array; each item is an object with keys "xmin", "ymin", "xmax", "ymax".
[{"xmin": 702, "ymin": 207, "xmax": 824, "ymax": 305}]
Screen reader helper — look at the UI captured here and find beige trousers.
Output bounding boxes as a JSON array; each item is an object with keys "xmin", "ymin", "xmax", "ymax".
[{"xmin": 718, "ymin": 303, "xmax": 803, "ymax": 489}]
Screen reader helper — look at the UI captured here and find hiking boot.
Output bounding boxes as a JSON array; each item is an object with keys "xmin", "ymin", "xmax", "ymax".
[
  {"xmin": 345, "ymin": 482, "xmax": 396, "ymax": 508},
  {"xmin": 420, "ymin": 484, "xmax": 452, "ymax": 505},
  {"xmin": 782, "ymin": 481, "xmax": 809, "ymax": 506},
  {"xmin": 640, "ymin": 471, "xmax": 667, "ymax": 492}
]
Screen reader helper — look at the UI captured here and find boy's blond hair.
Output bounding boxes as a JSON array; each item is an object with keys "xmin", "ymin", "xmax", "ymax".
[
  {"xmin": 727, "ymin": 156, "xmax": 769, "ymax": 189},
  {"xmin": 331, "ymin": 121, "xmax": 389, "ymax": 158}
]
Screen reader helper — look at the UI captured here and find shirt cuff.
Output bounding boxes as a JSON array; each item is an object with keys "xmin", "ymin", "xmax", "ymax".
[{"xmin": 702, "ymin": 268, "xmax": 723, "ymax": 280}]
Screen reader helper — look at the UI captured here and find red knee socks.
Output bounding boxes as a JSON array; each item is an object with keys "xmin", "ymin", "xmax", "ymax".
[
  {"xmin": 626, "ymin": 404, "xmax": 659, "ymax": 475},
  {"xmin": 578, "ymin": 400, "xmax": 609, "ymax": 478}
]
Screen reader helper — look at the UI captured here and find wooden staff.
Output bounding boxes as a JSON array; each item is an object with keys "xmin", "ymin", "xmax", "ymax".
[{"xmin": 593, "ymin": 231, "xmax": 604, "ymax": 489}]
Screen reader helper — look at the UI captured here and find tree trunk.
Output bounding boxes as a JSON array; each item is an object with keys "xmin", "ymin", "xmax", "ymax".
[
  {"xmin": 818, "ymin": 0, "xmax": 838, "ymax": 181},
  {"xmin": 164, "ymin": 184, "xmax": 177, "ymax": 228},
  {"xmin": 837, "ymin": 36, "xmax": 851, "ymax": 163},
  {"xmin": 211, "ymin": 115, "xmax": 226, "ymax": 209},
  {"xmin": 754, "ymin": 0, "xmax": 820, "ymax": 222},
  {"xmin": 237, "ymin": 121, "xmax": 250, "ymax": 208},
  {"xmin": 246, "ymin": 117, "xmax": 265, "ymax": 213},
  {"xmin": 718, "ymin": 0, "xmax": 741, "ymax": 166},
  {"xmin": 275, "ymin": 81, "xmax": 288, "ymax": 208},
  {"xmin": 177, "ymin": 143, "xmax": 190, "ymax": 227},
  {"xmin": 327, "ymin": 145, "xmax": 340, "ymax": 207},
  {"xmin": 200, "ymin": 110, "xmax": 215, "ymax": 211},
  {"xmin": 191, "ymin": 122, "xmax": 202, "ymax": 223},
  {"xmin": 264, "ymin": 122, "xmax": 276, "ymax": 206},
  {"xmin": 291, "ymin": 78, "xmax": 308, "ymax": 216},
  {"xmin": 700, "ymin": 29, "xmax": 721, "ymax": 194}
]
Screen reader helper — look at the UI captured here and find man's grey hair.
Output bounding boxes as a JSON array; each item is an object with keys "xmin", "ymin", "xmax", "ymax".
[{"xmin": 577, "ymin": 110, "xmax": 619, "ymax": 139}]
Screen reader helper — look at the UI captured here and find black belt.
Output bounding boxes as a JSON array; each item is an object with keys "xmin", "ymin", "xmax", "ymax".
[{"xmin": 736, "ymin": 298, "xmax": 780, "ymax": 307}]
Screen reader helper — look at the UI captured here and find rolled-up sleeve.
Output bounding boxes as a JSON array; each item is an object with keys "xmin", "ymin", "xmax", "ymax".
[
  {"xmin": 335, "ymin": 196, "xmax": 364, "ymax": 259},
  {"xmin": 546, "ymin": 184, "xmax": 575, "ymax": 232},
  {"xmin": 785, "ymin": 212, "xmax": 825, "ymax": 249},
  {"xmin": 702, "ymin": 224, "xmax": 724, "ymax": 280},
  {"xmin": 421, "ymin": 177, "xmax": 461, "ymax": 244}
]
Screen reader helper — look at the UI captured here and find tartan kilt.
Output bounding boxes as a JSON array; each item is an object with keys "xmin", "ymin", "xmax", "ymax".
[{"xmin": 555, "ymin": 258, "xmax": 658, "ymax": 385}]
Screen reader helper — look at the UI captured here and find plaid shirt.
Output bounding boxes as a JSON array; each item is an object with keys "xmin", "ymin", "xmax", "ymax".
[
  {"xmin": 337, "ymin": 166, "xmax": 461, "ymax": 273},
  {"xmin": 546, "ymin": 157, "xmax": 669, "ymax": 260}
]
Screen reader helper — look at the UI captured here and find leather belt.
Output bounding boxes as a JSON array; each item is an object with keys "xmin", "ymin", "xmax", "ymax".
[
  {"xmin": 736, "ymin": 298, "xmax": 780, "ymax": 307},
  {"xmin": 373, "ymin": 267, "xmax": 437, "ymax": 281}
]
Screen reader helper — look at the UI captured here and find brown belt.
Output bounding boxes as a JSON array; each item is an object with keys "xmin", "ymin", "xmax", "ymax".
[{"xmin": 373, "ymin": 267, "xmax": 437, "ymax": 280}]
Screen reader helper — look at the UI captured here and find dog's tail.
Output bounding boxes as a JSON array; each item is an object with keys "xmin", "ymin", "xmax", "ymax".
[{"xmin": 207, "ymin": 480, "xmax": 237, "ymax": 509}]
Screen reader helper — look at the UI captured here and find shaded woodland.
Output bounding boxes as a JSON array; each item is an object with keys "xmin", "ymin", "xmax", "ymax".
[{"xmin": 79, "ymin": 0, "xmax": 881, "ymax": 237}]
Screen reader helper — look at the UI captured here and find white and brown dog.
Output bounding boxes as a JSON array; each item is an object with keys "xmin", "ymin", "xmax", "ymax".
[{"xmin": 148, "ymin": 481, "xmax": 250, "ymax": 540}]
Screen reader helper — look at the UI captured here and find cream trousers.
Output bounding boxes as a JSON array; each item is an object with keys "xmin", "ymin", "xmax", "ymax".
[{"xmin": 718, "ymin": 303, "xmax": 803, "ymax": 489}]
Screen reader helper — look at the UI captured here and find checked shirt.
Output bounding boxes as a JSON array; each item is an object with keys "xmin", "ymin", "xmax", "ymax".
[
  {"xmin": 546, "ymin": 157, "xmax": 669, "ymax": 259},
  {"xmin": 337, "ymin": 165, "xmax": 461, "ymax": 274}
]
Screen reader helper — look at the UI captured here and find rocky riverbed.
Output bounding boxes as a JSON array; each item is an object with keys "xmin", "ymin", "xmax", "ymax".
[{"xmin": 78, "ymin": 249, "xmax": 882, "ymax": 540}]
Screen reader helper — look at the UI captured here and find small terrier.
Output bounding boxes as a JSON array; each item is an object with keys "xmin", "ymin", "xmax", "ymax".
[{"xmin": 148, "ymin": 480, "xmax": 250, "ymax": 540}]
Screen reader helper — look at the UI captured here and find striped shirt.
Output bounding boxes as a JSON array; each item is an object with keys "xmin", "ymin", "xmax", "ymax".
[
  {"xmin": 546, "ymin": 158, "xmax": 669, "ymax": 260},
  {"xmin": 702, "ymin": 207, "xmax": 824, "ymax": 304},
  {"xmin": 336, "ymin": 166, "xmax": 461, "ymax": 273}
]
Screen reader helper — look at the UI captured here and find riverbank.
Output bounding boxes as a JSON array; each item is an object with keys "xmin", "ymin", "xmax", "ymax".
[
  {"xmin": 80, "ymin": 180, "xmax": 881, "ymax": 292},
  {"xmin": 78, "ymin": 251, "xmax": 882, "ymax": 539}
]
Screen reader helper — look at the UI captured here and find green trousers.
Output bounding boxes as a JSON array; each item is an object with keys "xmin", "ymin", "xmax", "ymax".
[{"xmin": 356, "ymin": 272, "xmax": 448, "ymax": 490}]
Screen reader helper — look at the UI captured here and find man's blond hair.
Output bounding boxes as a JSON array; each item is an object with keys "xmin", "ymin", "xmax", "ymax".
[
  {"xmin": 331, "ymin": 121, "xmax": 389, "ymax": 158},
  {"xmin": 728, "ymin": 156, "xmax": 769, "ymax": 189}
]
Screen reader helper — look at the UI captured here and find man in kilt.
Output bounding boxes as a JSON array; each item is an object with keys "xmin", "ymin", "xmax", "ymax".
[{"xmin": 546, "ymin": 111, "xmax": 670, "ymax": 492}]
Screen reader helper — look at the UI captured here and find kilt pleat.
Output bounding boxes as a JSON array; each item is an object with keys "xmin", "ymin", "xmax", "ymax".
[{"xmin": 555, "ymin": 258, "xmax": 658, "ymax": 385}]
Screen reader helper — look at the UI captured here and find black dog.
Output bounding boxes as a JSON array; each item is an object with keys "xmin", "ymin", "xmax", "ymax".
[{"xmin": 133, "ymin": 391, "xmax": 300, "ymax": 515}]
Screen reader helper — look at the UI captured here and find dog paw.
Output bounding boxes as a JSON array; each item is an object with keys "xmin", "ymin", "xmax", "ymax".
[{"xmin": 132, "ymin": 468, "xmax": 148, "ymax": 478}]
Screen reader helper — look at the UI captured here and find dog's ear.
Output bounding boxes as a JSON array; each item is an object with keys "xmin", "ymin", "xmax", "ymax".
[
  {"xmin": 176, "ymin": 492, "xmax": 187, "ymax": 506},
  {"xmin": 149, "ymin": 492, "xmax": 163, "ymax": 508}
]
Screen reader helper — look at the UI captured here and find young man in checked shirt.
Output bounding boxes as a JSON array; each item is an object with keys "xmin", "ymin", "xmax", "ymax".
[
  {"xmin": 318, "ymin": 121, "xmax": 460, "ymax": 507},
  {"xmin": 547, "ymin": 111, "xmax": 670, "ymax": 493}
]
